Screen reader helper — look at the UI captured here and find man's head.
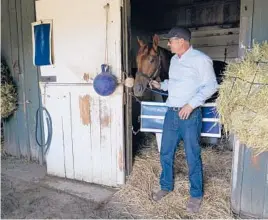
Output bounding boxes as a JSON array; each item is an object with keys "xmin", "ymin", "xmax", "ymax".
[{"xmin": 163, "ymin": 27, "xmax": 191, "ymax": 55}]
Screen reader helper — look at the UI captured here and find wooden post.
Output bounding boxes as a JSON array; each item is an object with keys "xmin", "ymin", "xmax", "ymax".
[
  {"xmin": 122, "ymin": 0, "xmax": 133, "ymax": 177},
  {"xmin": 238, "ymin": 0, "xmax": 254, "ymax": 58}
]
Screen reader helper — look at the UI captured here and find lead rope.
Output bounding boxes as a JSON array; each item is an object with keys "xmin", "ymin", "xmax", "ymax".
[{"xmin": 104, "ymin": 3, "xmax": 109, "ymax": 66}]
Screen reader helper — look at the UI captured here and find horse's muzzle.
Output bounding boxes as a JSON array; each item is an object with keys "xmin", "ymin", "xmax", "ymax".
[
  {"xmin": 133, "ymin": 83, "xmax": 146, "ymax": 97},
  {"xmin": 133, "ymin": 73, "xmax": 149, "ymax": 97}
]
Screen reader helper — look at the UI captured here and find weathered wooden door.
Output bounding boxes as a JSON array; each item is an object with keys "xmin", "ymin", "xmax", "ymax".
[{"xmin": 35, "ymin": 0, "xmax": 125, "ymax": 187}]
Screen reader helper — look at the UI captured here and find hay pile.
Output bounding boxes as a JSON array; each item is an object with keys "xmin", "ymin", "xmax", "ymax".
[
  {"xmin": 116, "ymin": 134, "xmax": 233, "ymax": 219},
  {"xmin": 216, "ymin": 41, "xmax": 268, "ymax": 154},
  {"xmin": 1, "ymin": 60, "xmax": 18, "ymax": 119}
]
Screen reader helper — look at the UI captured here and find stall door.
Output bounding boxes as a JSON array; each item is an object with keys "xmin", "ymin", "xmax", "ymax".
[{"xmin": 35, "ymin": 0, "xmax": 125, "ymax": 187}]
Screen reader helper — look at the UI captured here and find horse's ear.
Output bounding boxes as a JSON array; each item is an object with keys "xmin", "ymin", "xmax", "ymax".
[
  {"xmin": 153, "ymin": 34, "xmax": 160, "ymax": 51},
  {"xmin": 137, "ymin": 36, "xmax": 145, "ymax": 47}
]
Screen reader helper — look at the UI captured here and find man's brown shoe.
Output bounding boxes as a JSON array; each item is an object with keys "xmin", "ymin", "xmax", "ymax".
[
  {"xmin": 152, "ymin": 190, "xmax": 170, "ymax": 201},
  {"xmin": 186, "ymin": 197, "xmax": 202, "ymax": 213}
]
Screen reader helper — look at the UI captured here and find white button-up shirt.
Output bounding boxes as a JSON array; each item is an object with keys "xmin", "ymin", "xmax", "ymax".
[{"xmin": 160, "ymin": 46, "xmax": 219, "ymax": 108}]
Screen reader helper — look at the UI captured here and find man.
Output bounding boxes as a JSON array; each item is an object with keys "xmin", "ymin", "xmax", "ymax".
[{"xmin": 150, "ymin": 27, "xmax": 218, "ymax": 213}]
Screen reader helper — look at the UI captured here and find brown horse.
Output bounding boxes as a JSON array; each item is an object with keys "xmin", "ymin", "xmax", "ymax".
[
  {"xmin": 132, "ymin": 34, "xmax": 172, "ymax": 152},
  {"xmin": 133, "ymin": 34, "xmax": 172, "ymax": 99}
]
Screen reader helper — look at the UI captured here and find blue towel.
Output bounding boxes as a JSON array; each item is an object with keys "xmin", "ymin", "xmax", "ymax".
[{"xmin": 32, "ymin": 21, "xmax": 52, "ymax": 66}]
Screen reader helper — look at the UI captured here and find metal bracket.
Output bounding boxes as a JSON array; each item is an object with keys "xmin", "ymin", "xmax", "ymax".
[
  {"xmin": 40, "ymin": 76, "xmax": 57, "ymax": 83},
  {"xmin": 123, "ymin": 92, "xmax": 127, "ymax": 105}
]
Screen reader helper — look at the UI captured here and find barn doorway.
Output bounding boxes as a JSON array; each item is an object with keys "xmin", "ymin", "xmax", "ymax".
[{"xmin": 124, "ymin": 0, "xmax": 241, "ymax": 176}]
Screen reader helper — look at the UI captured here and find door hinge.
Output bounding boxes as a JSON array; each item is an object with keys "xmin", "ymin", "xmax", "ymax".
[{"xmin": 123, "ymin": 92, "xmax": 127, "ymax": 105}]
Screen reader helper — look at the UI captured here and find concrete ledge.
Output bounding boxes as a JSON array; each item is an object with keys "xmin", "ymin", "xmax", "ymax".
[{"xmin": 41, "ymin": 176, "xmax": 117, "ymax": 203}]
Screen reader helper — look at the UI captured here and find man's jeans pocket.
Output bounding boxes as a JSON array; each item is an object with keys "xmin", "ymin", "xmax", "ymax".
[{"xmin": 164, "ymin": 110, "xmax": 179, "ymax": 131}]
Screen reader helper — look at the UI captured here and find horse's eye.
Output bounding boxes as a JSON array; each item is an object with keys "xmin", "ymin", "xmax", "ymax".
[{"xmin": 148, "ymin": 57, "xmax": 155, "ymax": 63}]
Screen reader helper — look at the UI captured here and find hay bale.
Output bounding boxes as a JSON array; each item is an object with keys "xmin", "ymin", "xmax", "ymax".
[
  {"xmin": 216, "ymin": 41, "xmax": 268, "ymax": 155},
  {"xmin": 1, "ymin": 83, "xmax": 18, "ymax": 118},
  {"xmin": 1, "ymin": 61, "xmax": 18, "ymax": 119},
  {"xmin": 115, "ymin": 136, "xmax": 233, "ymax": 219}
]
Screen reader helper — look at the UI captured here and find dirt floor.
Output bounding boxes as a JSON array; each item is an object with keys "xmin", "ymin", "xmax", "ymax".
[
  {"xmin": 1, "ymin": 135, "xmax": 235, "ymax": 219},
  {"xmin": 1, "ymin": 156, "xmax": 144, "ymax": 219},
  {"xmin": 1, "ymin": 172, "xmax": 148, "ymax": 219}
]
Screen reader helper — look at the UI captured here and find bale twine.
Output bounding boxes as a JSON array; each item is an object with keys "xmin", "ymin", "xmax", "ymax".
[
  {"xmin": 1, "ymin": 60, "xmax": 18, "ymax": 119},
  {"xmin": 216, "ymin": 41, "xmax": 268, "ymax": 154}
]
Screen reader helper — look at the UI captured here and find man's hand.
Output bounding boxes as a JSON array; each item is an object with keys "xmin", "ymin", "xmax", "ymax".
[
  {"xmin": 149, "ymin": 80, "xmax": 161, "ymax": 89},
  {"xmin": 178, "ymin": 104, "xmax": 194, "ymax": 120}
]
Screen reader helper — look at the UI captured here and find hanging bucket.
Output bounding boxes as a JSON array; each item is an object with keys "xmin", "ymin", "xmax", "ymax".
[{"xmin": 93, "ymin": 64, "xmax": 117, "ymax": 96}]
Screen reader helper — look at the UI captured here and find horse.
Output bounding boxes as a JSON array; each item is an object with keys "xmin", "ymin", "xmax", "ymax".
[{"xmin": 132, "ymin": 34, "xmax": 172, "ymax": 152}]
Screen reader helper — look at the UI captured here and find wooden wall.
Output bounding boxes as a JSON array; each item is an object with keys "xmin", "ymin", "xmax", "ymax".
[
  {"xmin": 131, "ymin": 0, "xmax": 240, "ymax": 62},
  {"xmin": 1, "ymin": 0, "xmax": 43, "ymax": 162},
  {"xmin": 131, "ymin": 0, "xmax": 240, "ymax": 32},
  {"xmin": 159, "ymin": 26, "xmax": 240, "ymax": 62}
]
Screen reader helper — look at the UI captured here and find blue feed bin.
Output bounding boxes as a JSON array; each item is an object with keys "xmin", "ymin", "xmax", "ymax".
[
  {"xmin": 140, "ymin": 101, "xmax": 221, "ymax": 139},
  {"xmin": 93, "ymin": 64, "xmax": 117, "ymax": 96}
]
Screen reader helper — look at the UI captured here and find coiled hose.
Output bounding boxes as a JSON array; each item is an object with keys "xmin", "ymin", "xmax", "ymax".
[{"xmin": 35, "ymin": 106, "xmax": 52, "ymax": 155}]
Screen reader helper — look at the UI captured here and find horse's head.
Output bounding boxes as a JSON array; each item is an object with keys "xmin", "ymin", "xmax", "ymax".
[{"xmin": 133, "ymin": 34, "xmax": 161, "ymax": 97}]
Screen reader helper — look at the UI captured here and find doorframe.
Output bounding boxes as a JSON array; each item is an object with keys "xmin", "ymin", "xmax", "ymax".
[{"xmin": 121, "ymin": 0, "xmax": 133, "ymax": 178}]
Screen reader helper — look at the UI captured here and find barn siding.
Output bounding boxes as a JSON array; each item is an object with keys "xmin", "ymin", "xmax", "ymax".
[
  {"xmin": 176, "ymin": 0, "xmax": 240, "ymax": 28},
  {"xmin": 2, "ymin": 0, "xmax": 19, "ymax": 157},
  {"xmin": 1, "ymin": 0, "xmax": 43, "ymax": 162},
  {"xmin": 252, "ymin": 0, "xmax": 268, "ymax": 42},
  {"xmin": 231, "ymin": 0, "xmax": 268, "ymax": 218}
]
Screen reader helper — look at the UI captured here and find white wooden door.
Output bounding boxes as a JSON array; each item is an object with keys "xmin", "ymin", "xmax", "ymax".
[{"xmin": 36, "ymin": 0, "xmax": 125, "ymax": 187}]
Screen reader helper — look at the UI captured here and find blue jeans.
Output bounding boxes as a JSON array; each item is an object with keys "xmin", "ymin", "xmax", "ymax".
[{"xmin": 160, "ymin": 107, "xmax": 203, "ymax": 198}]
